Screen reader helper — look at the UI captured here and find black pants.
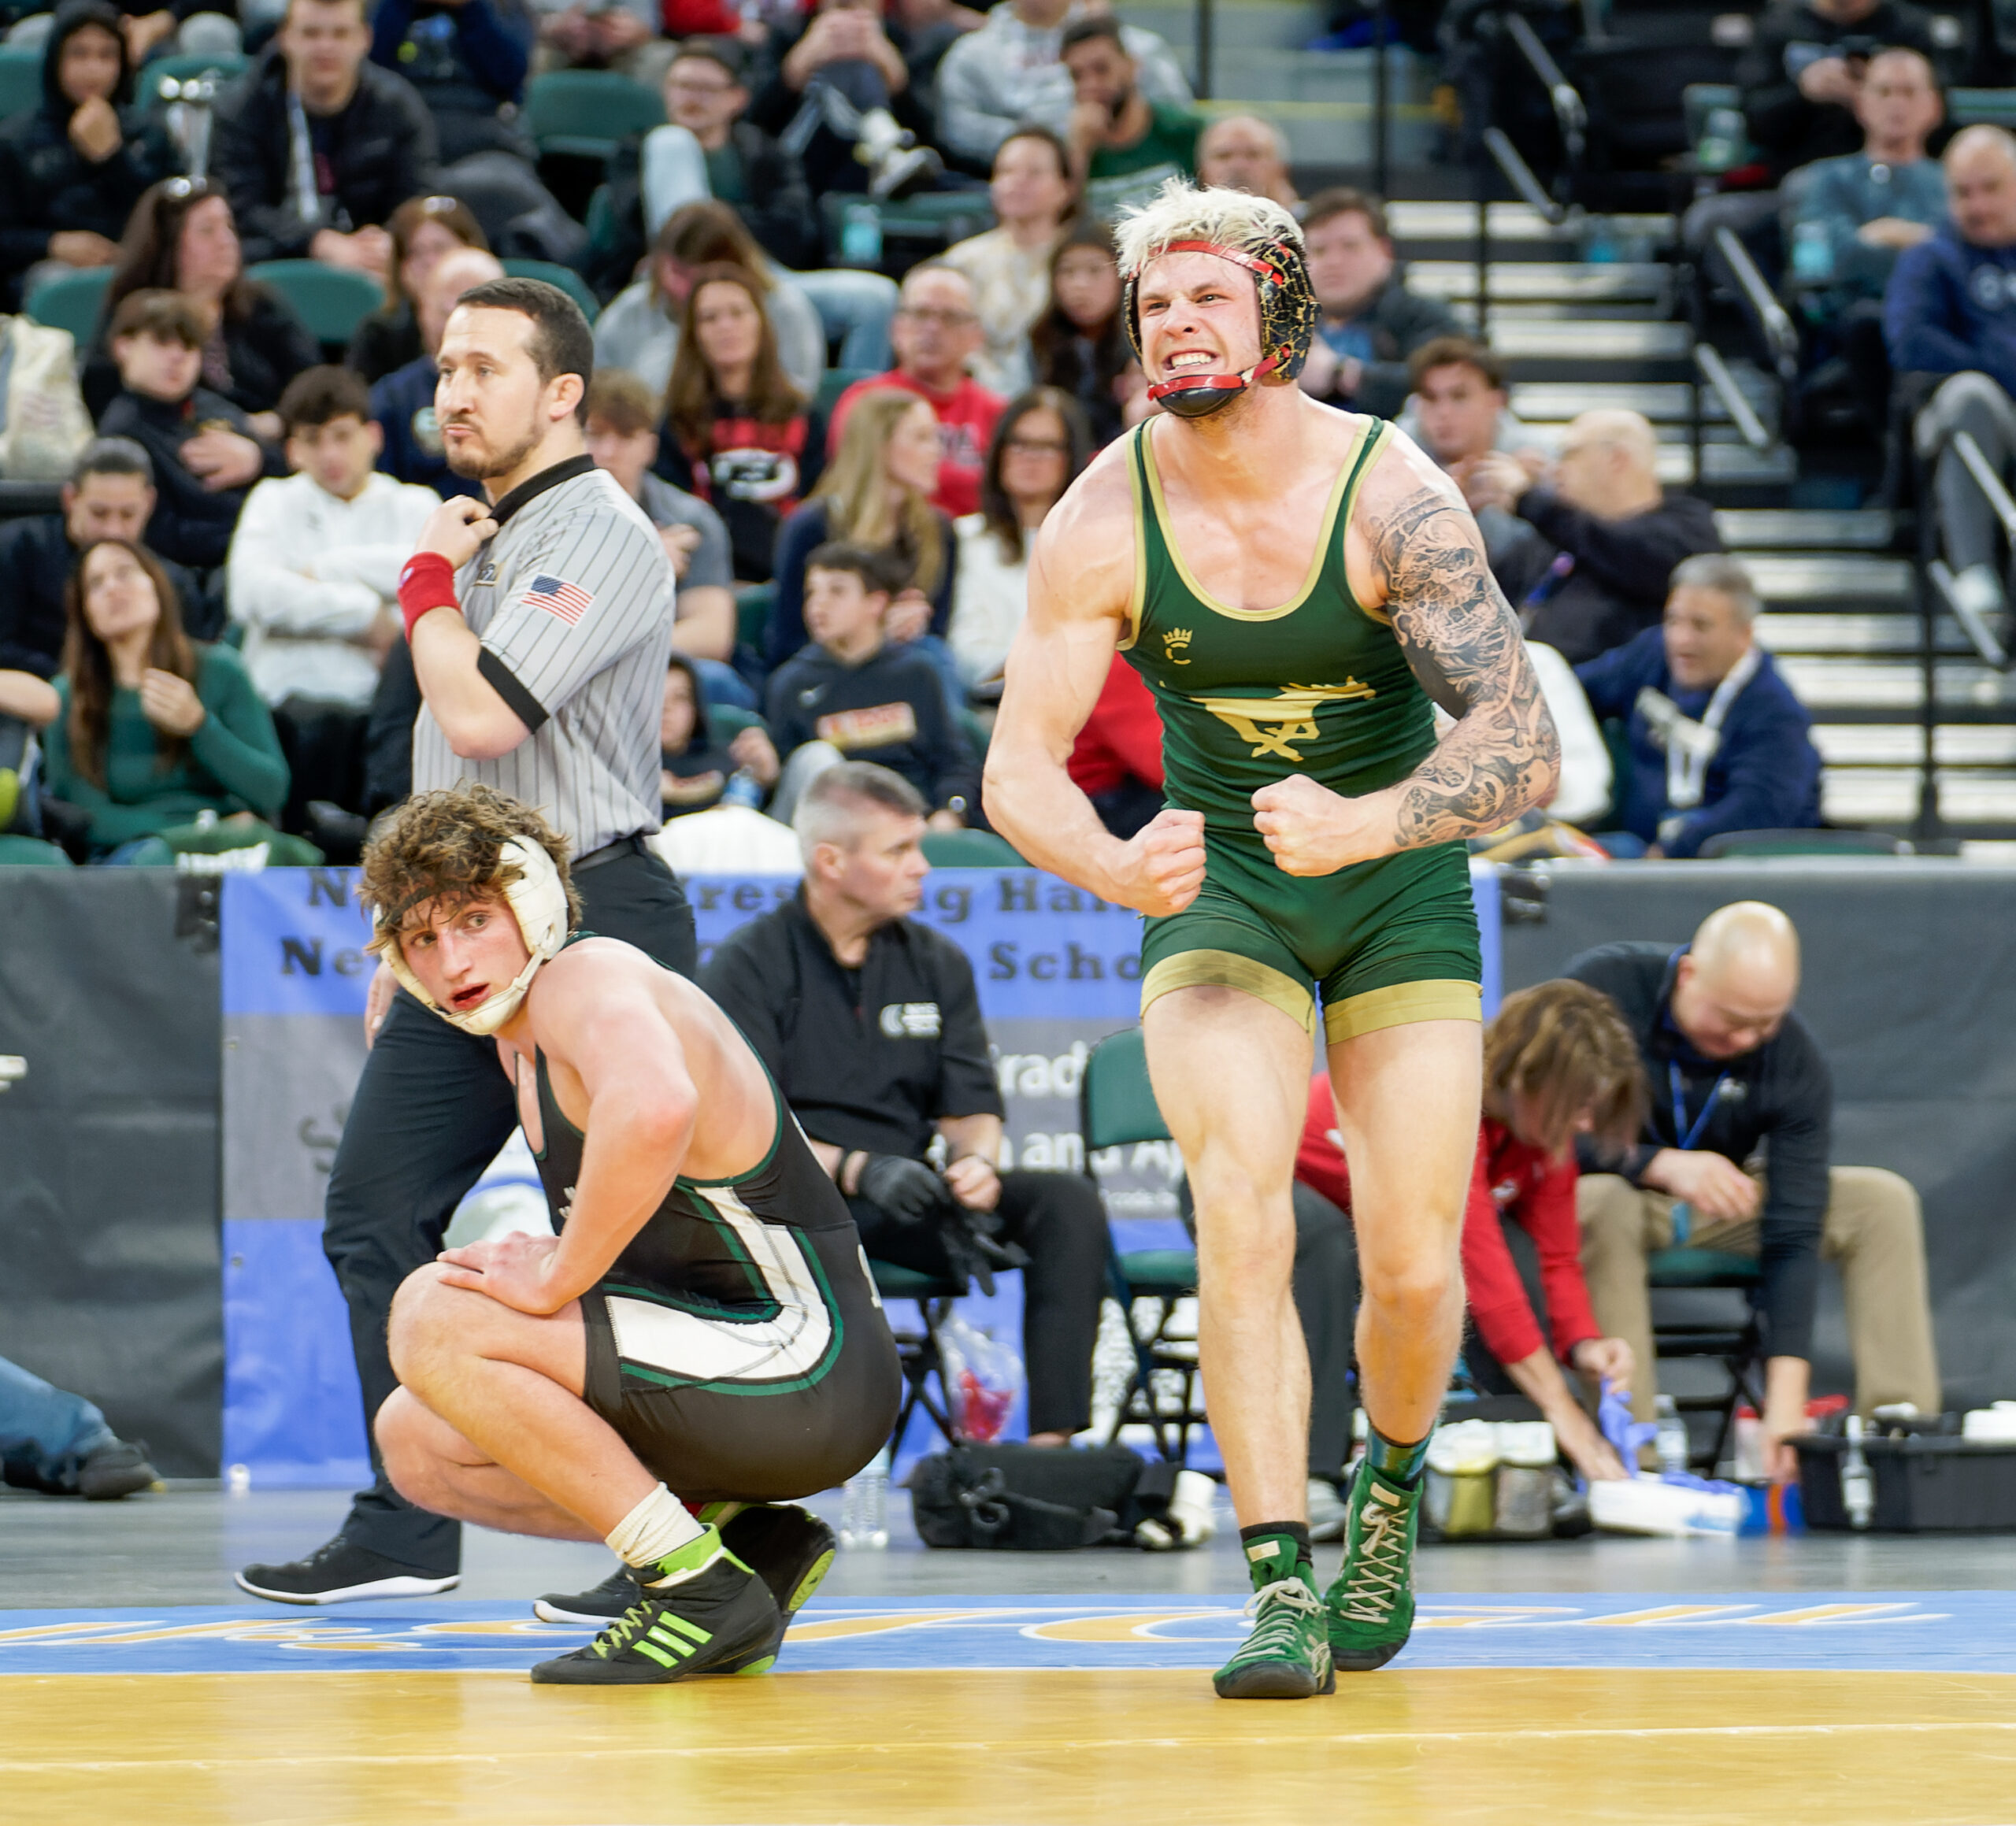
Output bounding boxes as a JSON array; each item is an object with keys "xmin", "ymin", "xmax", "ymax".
[
  {"xmin": 850, "ymin": 1169, "xmax": 1109, "ymax": 1439},
  {"xmin": 1292, "ymin": 1181, "xmax": 1358, "ymax": 1481},
  {"xmin": 321, "ymin": 844, "xmax": 696, "ymax": 1573}
]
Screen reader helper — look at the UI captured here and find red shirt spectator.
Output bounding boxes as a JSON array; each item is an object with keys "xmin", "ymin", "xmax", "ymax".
[
  {"xmin": 1068, "ymin": 654, "xmax": 1162, "ymax": 795},
  {"xmin": 829, "ymin": 371, "xmax": 1004, "ymax": 520}
]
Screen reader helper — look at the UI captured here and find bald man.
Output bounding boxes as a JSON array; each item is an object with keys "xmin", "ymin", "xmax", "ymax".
[
  {"xmin": 1566, "ymin": 904, "xmax": 1940, "ymax": 1478},
  {"xmin": 1197, "ymin": 115, "xmax": 1299, "ymax": 209},
  {"xmin": 1466, "ymin": 408, "xmax": 1724, "ymax": 665},
  {"xmin": 1888, "ymin": 125, "xmax": 2016, "ymax": 633}
]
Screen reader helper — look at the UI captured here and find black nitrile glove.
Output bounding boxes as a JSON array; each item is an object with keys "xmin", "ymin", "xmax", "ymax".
[
  {"xmin": 938, "ymin": 1204, "xmax": 1031, "ymax": 1298},
  {"xmin": 856, "ymin": 1153, "xmax": 957, "ymax": 1225}
]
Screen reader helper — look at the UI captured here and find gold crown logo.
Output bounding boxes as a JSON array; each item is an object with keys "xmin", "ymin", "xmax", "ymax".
[{"xmin": 1165, "ymin": 628, "xmax": 1193, "ymax": 648}]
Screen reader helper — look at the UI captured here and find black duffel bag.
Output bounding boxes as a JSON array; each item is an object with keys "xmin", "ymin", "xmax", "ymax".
[{"xmin": 910, "ymin": 1443, "xmax": 1177, "ymax": 1550}]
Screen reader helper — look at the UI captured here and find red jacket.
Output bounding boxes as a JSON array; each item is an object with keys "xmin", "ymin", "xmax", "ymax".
[
  {"xmin": 828, "ymin": 371, "xmax": 1006, "ymax": 520},
  {"xmin": 1067, "ymin": 654, "xmax": 1163, "ymax": 796},
  {"xmin": 1293, "ymin": 1076, "xmax": 1601, "ymax": 1369}
]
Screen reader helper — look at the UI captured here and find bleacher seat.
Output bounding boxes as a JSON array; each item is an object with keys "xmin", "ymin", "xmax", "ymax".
[
  {"xmin": 524, "ymin": 70, "xmax": 662, "ymax": 164},
  {"xmin": 24, "ymin": 268, "xmax": 112, "ymax": 344},
  {"xmin": 245, "ymin": 260, "xmax": 383, "ymax": 346},
  {"xmin": 0, "ymin": 46, "xmax": 39, "ymax": 121},
  {"xmin": 814, "ymin": 367, "xmax": 872, "ymax": 418},
  {"xmin": 732, "ymin": 582, "xmax": 771, "ymax": 654},
  {"xmin": 920, "ymin": 829, "xmax": 1021, "ymax": 868},
  {"xmin": 499, "ymin": 257, "xmax": 598, "ymax": 323},
  {"xmin": 817, "ymin": 192, "xmax": 994, "ymax": 269}
]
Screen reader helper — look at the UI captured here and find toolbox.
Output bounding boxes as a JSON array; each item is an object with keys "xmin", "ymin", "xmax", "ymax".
[{"xmin": 1796, "ymin": 1433, "xmax": 2016, "ymax": 1532}]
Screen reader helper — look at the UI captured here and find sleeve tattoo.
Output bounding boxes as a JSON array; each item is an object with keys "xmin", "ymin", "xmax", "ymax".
[{"xmin": 1372, "ymin": 483, "xmax": 1561, "ymax": 846}]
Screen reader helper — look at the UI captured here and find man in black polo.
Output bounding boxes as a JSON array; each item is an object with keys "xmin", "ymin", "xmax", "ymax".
[
  {"xmin": 701, "ymin": 761, "xmax": 1109, "ymax": 1448},
  {"xmin": 1566, "ymin": 899, "xmax": 1939, "ymax": 1478}
]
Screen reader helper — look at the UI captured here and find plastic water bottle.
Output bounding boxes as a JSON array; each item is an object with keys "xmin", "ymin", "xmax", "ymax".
[
  {"xmin": 1655, "ymin": 1395, "xmax": 1690, "ymax": 1476},
  {"xmin": 1840, "ymin": 1413, "xmax": 1874, "ymax": 1530},
  {"xmin": 839, "ymin": 1444, "xmax": 890, "ymax": 1549},
  {"xmin": 1697, "ymin": 106, "xmax": 1745, "ymax": 172},
  {"xmin": 839, "ymin": 203, "xmax": 883, "ymax": 270},
  {"xmin": 1791, "ymin": 219, "xmax": 1834, "ymax": 283},
  {"xmin": 721, "ymin": 768, "xmax": 763, "ymax": 809}
]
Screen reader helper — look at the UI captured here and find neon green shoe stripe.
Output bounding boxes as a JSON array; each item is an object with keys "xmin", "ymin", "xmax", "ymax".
[
  {"xmin": 658, "ymin": 1614, "xmax": 711, "ymax": 1643},
  {"xmin": 634, "ymin": 1640, "xmax": 676, "ymax": 1669},
  {"xmin": 647, "ymin": 1625, "xmax": 695, "ymax": 1655}
]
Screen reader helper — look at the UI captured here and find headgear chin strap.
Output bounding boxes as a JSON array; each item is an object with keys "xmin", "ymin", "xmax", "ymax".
[
  {"xmin": 381, "ymin": 836, "xmax": 573, "ymax": 1036},
  {"xmin": 1127, "ymin": 236, "xmax": 1318, "ymax": 419}
]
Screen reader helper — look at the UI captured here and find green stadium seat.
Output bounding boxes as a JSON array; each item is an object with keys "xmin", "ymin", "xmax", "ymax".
[
  {"xmin": 0, "ymin": 47, "xmax": 40, "ymax": 121},
  {"xmin": 525, "ymin": 69, "xmax": 662, "ymax": 162},
  {"xmin": 706, "ymin": 703, "xmax": 765, "ymax": 743},
  {"xmin": 733, "ymin": 582, "xmax": 772, "ymax": 654},
  {"xmin": 25, "ymin": 267, "xmax": 112, "ymax": 344},
  {"xmin": 920, "ymin": 828, "xmax": 1022, "ymax": 868},
  {"xmin": 817, "ymin": 191, "xmax": 994, "ymax": 267},
  {"xmin": 500, "ymin": 257, "xmax": 599, "ymax": 323},
  {"xmin": 245, "ymin": 260, "xmax": 384, "ymax": 346},
  {"xmin": 814, "ymin": 366, "xmax": 873, "ymax": 418}
]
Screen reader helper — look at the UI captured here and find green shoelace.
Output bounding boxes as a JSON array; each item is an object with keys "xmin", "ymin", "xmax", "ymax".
[{"xmin": 591, "ymin": 1596, "xmax": 662, "ymax": 1660}]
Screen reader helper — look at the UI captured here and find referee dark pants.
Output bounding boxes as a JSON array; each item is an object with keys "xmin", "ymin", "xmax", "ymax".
[
  {"xmin": 849, "ymin": 1170, "xmax": 1109, "ymax": 1438},
  {"xmin": 321, "ymin": 840, "xmax": 696, "ymax": 1575}
]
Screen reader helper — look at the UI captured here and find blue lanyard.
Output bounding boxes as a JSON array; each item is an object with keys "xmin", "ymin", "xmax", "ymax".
[{"xmin": 1668, "ymin": 1060, "xmax": 1729, "ymax": 1150}]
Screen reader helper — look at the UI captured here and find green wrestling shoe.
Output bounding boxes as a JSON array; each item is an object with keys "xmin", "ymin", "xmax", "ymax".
[
  {"xmin": 1322, "ymin": 1461, "xmax": 1422, "ymax": 1672},
  {"xmin": 529, "ymin": 1528, "xmax": 781, "ymax": 1686},
  {"xmin": 1212, "ymin": 1577, "xmax": 1336, "ymax": 1700}
]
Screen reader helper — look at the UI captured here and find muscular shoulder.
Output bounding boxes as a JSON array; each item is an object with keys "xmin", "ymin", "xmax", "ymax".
[
  {"xmin": 528, "ymin": 938, "xmax": 687, "ymax": 1047},
  {"xmin": 1028, "ymin": 434, "xmax": 1137, "ymax": 624}
]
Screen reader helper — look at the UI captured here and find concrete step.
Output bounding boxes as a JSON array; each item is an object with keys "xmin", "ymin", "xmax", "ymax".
[
  {"xmin": 1758, "ymin": 613, "xmax": 1940, "ymax": 654},
  {"xmin": 1386, "ymin": 201, "xmax": 1676, "ymax": 253},
  {"xmin": 1778, "ymin": 657, "xmax": 2016, "ymax": 709},
  {"xmin": 1511, "ymin": 380, "xmax": 1723, "ymax": 423},
  {"xmin": 1811, "ymin": 725, "xmax": 2016, "ymax": 765},
  {"xmin": 1656, "ymin": 444, "xmax": 1799, "ymax": 486},
  {"xmin": 1716, "ymin": 509, "xmax": 1896, "ymax": 550},
  {"xmin": 1117, "ymin": 0, "xmax": 1340, "ymax": 55},
  {"xmin": 1410, "ymin": 261, "xmax": 1674, "ymax": 310},
  {"xmin": 1195, "ymin": 98, "xmax": 1440, "ymax": 165},
  {"xmin": 1744, "ymin": 555, "xmax": 1914, "ymax": 605}
]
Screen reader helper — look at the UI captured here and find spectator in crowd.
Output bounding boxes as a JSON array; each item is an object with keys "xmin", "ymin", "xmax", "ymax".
[
  {"xmin": 1297, "ymin": 980, "xmax": 1647, "ymax": 1484},
  {"xmin": 345, "ymin": 194, "xmax": 491, "ymax": 385},
  {"xmin": 1737, "ymin": 0, "xmax": 1937, "ymax": 181},
  {"xmin": 948, "ymin": 386, "xmax": 1087, "ymax": 691},
  {"xmin": 210, "ymin": 0, "xmax": 439, "ymax": 274},
  {"xmin": 581, "ymin": 368, "xmax": 742, "ymax": 699},
  {"xmin": 702, "ymin": 759, "xmax": 1109, "ymax": 1443},
  {"xmin": 765, "ymin": 542, "xmax": 978, "ymax": 820},
  {"xmin": 42, "ymin": 538, "xmax": 289, "ymax": 857},
  {"xmin": 1065, "ymin": 650, "xmax": 1162, "ymax": 837},
  {"xmin": 655, "ymin": 263, "xmax": 825, "ymax": 583},
  {"xmin": 369, "ymin": 243, "xmax": 504, "ymax": 498},
  {"xmin": 1, "ymin": 1352, "xmax": 158, "ymax": 1499},
  {"xmin": 936, "ymin": 0, "xmax": 1192, "ymax": 171},
  {"xmin": 1400, "ymin": 336, "xmax": 1553, "ymax": 477},
  {"xmin": 0, "ymin": 309, "xmax": 94, "ymax": 483},
  {"xmin": 1577, "ymin": 554, "xmax": 1821, "ymax": 857},
  {"xmin": 769, "ymin": 387, "xmax": 954, "ymax": 671},
  {"xmin": 1465, "ymin": 407, "xmax": 1725, "ymax": 665},
  {"xmin": 1296, "ymin": 186, "xmax": 1461, "ymax": 419},
  {"xmin": 1888, "ymin": 124, "xmax": 2016, "ymax": 631},
  {"xmin": 97, "ymin": 290, "xmax": 284, "ymax": 571},
  {"xmin": 594, "ymin": 202, "xmax": 825, "ymax": 401},
  {"xmin": 658, "ymin": 649, "xmax": 779, "ymax": 815},
  {"xmin": 1196, "ymin": 113, "xmax": 1299, "ymax": 209},
  {"xmin": 85, "ymin": 177, "xmax": 321, "ymax": 435},
  {"xmin": 369, "ymin": 0, "xmax": 536, "ymax": 166},
  {"xmin": 115, "ymin": 1, "xmax": 239, "ymax": 65},
  {"xmin": 1569, "ymin": 901, "xmax": 1943, "ymax": 1465},
  {"xmin": 829, "ymin": 263, "xmax": 1005, "ymax": 517},
  {"xmin": 1060, "ymin": 17, "xmax": 1201, "ymax": 221},
  {"xmin": 0, "ymin": 1, "xmax": 178, "ymax": 309},
  {"xmin": 941, "ymin": 125, "xmax": 1076, "ymax": 394},
  {"xmin": 885, "ymin": 0, "xmax": 984, "ymax": 102},
  {"xmin": 531, "ymin": 0, "xmax": 663, "ymax": 76},
  {"xmin": 1027, "ymin": 218, "xmax": 1129, "ymax": 446},
  {"xmin": 226, "ymin": 365, "xmax": 439, "ymax": 717}
]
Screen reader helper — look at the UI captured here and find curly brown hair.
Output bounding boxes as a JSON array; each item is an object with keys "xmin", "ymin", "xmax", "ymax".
[
  {"xmin": 361, "ymin": 783, "xmax": 581, "ymax": 950},
  {"xmin": 1483, "ymin": 980, "xmax": 1647, "ymax": 1159}
]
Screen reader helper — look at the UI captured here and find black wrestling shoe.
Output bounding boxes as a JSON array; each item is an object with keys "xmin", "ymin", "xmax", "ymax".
[
  {"xmin": 532, "ymin": 1504, "xmax": 836, "ymax": 1625},
  {"xmin": 235, "ymin": 1535, "xmax": 460, "ymax": 1606},
  {"xmin": 78, "ymin": 1439, "xmax": 161, "ymax": 1500},
  {"xmin": 534, "ymin": 1564, "xmax": 642, "ymax": 1624},
  {"xmin": 530, "ymin": 1532, "xmax": 780, "ymax": 1685}
]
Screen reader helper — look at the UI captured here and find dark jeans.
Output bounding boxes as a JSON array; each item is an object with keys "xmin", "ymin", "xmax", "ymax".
[
  {"xmin": 850, "ymin": 1169, "xmax": 1109, "ymax": 1438},
  {"xmin": 321, "ymin": 844, "xmax": 696, "ymax": 1573},
  {"xmin": 1292, "ymin": 1180, "xmax": 1358, "ymax": 1481}
]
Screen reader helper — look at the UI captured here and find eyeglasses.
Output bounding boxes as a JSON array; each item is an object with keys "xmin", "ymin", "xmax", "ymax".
[
  {"xmin": 898, "ymin": 307, "xmax": 976, "ymax": 328},
  {"xmin": 1004, "ymin": 437, "xmax": 1070, "ymax": 457}
]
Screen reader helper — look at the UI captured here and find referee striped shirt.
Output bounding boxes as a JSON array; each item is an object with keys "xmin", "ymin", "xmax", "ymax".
[{"xmin": 411, "ymin": 454, "xmax": 673, "ymax": 854}]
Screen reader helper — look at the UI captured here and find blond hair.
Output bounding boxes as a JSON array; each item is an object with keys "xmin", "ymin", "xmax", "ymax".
[
  {"xmin": 1113, "ymin": 177, "xmax": 1303, "ymax": 280},
  {"xmin": 810, "ymin": 389, "xmax": 946, "ymax": 596}
]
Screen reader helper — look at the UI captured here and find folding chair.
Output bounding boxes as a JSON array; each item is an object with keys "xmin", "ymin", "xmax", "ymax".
[
  {"xmin": 1647, "ymin": 1246, "xmax": 1766, "ymax": 1471},
  {"xmin": 869, "ymin": 1259, "xmax": 962, "ymax": 1450},
  {"xmin": 1079, "ymin": 1027, "xmax": 1206, "ymax": 1464}
]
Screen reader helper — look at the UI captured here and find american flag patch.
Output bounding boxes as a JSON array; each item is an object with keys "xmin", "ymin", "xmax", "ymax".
[{"xmin": 524, "ymin": 574, "xmax": 593, "ymax": 625}]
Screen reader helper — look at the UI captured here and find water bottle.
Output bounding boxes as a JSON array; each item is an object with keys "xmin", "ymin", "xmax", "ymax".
[
  {"xmin": 721, "ymin": 768, "xmax": 763, "ymax": 809},
  {"xmin": 1791, "ymin": 219, "xmax": 1834, "ymax": 284},
  {"xmin": 839, "ymin": 1443, "xmax": 890, "ymax": 1548},
  {"xmin": 839, "ymin": 202, "xmax": 883, "ymax": 270},
  {"xmin": 1697, "ymin": 106, "xmax": 1745, "ymax": 173},
  {"xmin": 1840, "ymin": 1413, "xmax": 1873, "ymax": 1530},
  {"xmin": 1655, "ymin": 1395, "xmax": 1690, "ymax": 1476}
]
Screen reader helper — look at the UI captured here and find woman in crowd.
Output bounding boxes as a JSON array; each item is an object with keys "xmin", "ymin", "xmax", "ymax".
[
  {"xmin": 0, "ymin": 0, "xmax": 177, "ymax": 308},
  {"xmin": 657, "ymin": 263, "xmax": 825, "ymax": 584},
  {"xmin": 659, "ymin": 652, "xmax": 779, "ymax": 817},
  {"xmin": 345, "ymin": 195, "xmax": 491, "ymax": 385},
  {"xmin": 41, "ymin": 539, "xmax": 288, "ymax": 861},
  {"xmin": 83, "ymin": 178, "xmax": 319, "ymax": 436},
  {"xmin": 765, "ymin": 387, "xmax": 954, "ymax": 676},
  {"xmin": 593, "ymin": 202, "xmax": 825, "ymax": 401},
  {"xmin": 947, "ymin": 386, "xmax": 1088, "ymax": 692},
  {"xmin": 941, "ymin": 126, "xmax": 1076, "ymax": 396},
  {"xmin": 1028, "ymin": 220, "xmax": 1133, "ymax": 448},
  {"xmin": 1295, "ymin": 979, "xmax": 1645, "ymax": 1483}
]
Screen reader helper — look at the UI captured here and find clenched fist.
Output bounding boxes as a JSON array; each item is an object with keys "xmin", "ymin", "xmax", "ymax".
[
  {"xmin": 1252, "ymin": 774, "xmax": 1397, "ymax": 876},
  {"xmin": 1111, "ymin": 807, "xmax": 1206, "ymax": 916}
]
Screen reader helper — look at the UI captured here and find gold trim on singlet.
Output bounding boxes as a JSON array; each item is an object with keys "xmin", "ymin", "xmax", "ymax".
[
  {"xmin": 1138, "ymin": 416, "xmax": 1379, "ymax": 623},
  {"xmin": 1121, "ymin": 426, "xmax": 1149, "ymax": 651},
  {"xmin": 1140, "ymin": 949, "xmax": 1317, "ymax": 1036},
  {"xmin": 1321, "ymin": 978, "xmax": 1482, "ymax": 1044}
]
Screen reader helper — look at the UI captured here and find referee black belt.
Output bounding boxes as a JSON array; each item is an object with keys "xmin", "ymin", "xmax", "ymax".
[{"xmin": 574, "ymin": 833, "xmax": 652, "ymax": 872}]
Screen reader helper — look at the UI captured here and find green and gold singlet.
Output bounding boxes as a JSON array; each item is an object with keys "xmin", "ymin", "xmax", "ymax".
[{"xmin": 1121, "ymin": 416, "xmax": 1481, "ymax": 1044}]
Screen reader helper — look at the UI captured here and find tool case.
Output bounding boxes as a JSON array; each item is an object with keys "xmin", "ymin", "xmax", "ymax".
[{"xmin": 1796, "ymin": 1432, "xmax": 2016, "ymax": 1532}]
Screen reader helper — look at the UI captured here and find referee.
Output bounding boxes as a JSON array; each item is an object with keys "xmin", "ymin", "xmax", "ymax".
[{"xmin": 239, "ymin": 277, "xmax": 699, "ymax": 1604}]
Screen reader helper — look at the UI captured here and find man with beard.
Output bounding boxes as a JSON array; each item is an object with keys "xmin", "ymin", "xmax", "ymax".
[{"xmin": 239, "ymin": 277, "xmax": 700, "ymax": 1606}]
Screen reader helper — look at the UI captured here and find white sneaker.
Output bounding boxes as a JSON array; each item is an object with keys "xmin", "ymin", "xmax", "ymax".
[{"xmin": 1306, "ymin": 1475, "xmax": 1349, "ymax": 1543}]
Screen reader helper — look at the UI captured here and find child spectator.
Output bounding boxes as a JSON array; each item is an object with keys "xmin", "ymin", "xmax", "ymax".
[
  {"xmin": 346, "ymin": 195, "xmax": 491, "ymax": 386},
  {"xmin": 1028, "ymin": 220, "xmax": 1132, "ymax": 446},
  {"xmin": 658, "ymin": 263, "xmax": 825, "ymax": 583},
  {"xmin": 85, "ymin": 178, "xmax": 321, "ymax": 435},
  {"xmin": 940, "ymin": 126, "xmax": 1077, "ymax": 396},
  {"xmin": 660, "ymin": 651, "xmax": 779, "ymax": 816},
  {"xmin": 226, "ymin": 365, "xmax": 440, "ymax": 714},
  {"xmin": 97, "ymin": 290, "xmax": 284, "ymax": 571},
  {"xmin": 0, "ymin": 0, "xmax": 177, "ymax": 309},
  {"xmin": 41, "ymin": 538, "xmax": 288, "ymax": 858},
  {"xmin": 765, "ymin": 541, "xmax": 977, "ymax": 825},
  {"xmin": 947, "ymin": 386, "xmax": 1087, "ymax": 691}
]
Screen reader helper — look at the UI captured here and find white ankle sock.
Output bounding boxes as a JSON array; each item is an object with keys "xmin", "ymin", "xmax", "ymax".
[{"xmin": 605, "ymin": 1483, "xmax": 705, "ymax": 1569}]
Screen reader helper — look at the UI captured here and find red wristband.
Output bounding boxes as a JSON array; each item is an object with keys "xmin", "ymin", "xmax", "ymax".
[{"xmin": 398, "ymin": 553, "xmax": 460, "ymax": 642}]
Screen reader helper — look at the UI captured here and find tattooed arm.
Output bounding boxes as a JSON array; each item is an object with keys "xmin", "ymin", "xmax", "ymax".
[{"xmin": 1253, "ymin": 432, "xmax": 1559, "ymax": 875}]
